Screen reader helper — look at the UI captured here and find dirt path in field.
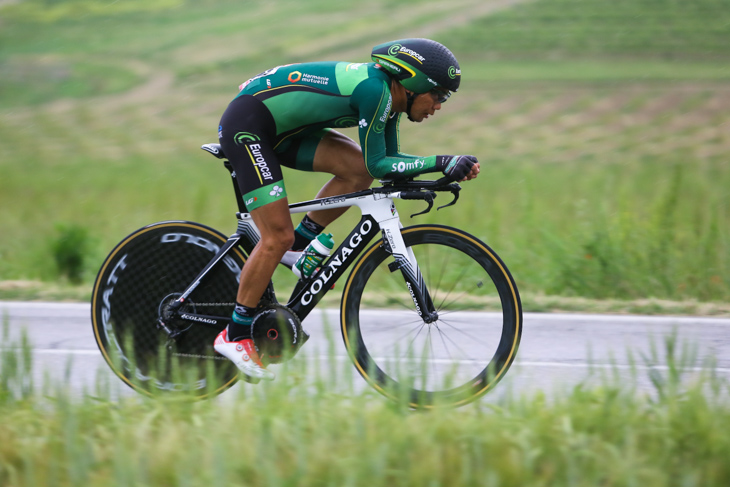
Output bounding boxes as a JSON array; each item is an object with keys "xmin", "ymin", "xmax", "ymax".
[
  {"xmin": 49, "ymin": 0, "xmax": 534, "ymax": 111},
  {"xmin": 328, "ymin": 0, "xmax": 536, "ymax": 62},
  {"xmin": 410, "ymin": 0, "xmax": 534, "ymax": 38},
  {"xmin": 93, "ymin": 60, "xmax": 176, "ymax": 111}
]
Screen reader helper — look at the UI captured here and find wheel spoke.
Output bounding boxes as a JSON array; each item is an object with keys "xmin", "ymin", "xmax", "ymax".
[
  {"xmin": 436, "ymin": 317, "xmax": 495, "ymax": 350},
  {"xmin": 345, "ymin": 227, "xmax": 521, "ymax": 407},
  {"xmin": 435, "ymin": 264, "xmax": 475, "ymax": 311},
  {"xmin": 432, "ymin": 322, "xmax": 473, "ymax": 361}
]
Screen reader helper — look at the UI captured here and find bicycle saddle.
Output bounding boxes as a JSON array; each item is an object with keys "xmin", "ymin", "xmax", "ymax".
[{"xmin": 201, "ymin": 143, "xmax": 227, "ymax": 159}]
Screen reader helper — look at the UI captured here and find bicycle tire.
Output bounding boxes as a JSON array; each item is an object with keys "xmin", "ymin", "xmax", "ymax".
[
  {"xmin": 341, "ymin": 225, "xmax": 522, "ymax": 408},
  {"xmin": 91, "ymin": 221, "xmax": 245, "ymax": 397}
]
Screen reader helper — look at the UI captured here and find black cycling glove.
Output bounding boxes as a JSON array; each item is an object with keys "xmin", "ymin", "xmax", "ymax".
[{"xmin": 435, "ymin": 155, "xmax": 478, "ymax": 181}]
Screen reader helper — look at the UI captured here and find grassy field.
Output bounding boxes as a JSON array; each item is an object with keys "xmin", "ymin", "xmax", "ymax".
[
  {"xmin": 1, "ymin": 0, "xmax": 729, "ymax": 306},
  {"xmin": 1, "ymin": 326, "xmax": 730, "ymax": 486}
]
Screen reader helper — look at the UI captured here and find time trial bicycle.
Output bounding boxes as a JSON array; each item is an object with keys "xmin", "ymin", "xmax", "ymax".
[{"xmin": 91, "ymin": 143, "xmax": 522, "ymax": 408}]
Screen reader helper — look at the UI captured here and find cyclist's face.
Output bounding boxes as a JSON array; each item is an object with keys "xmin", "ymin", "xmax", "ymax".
[{"xmin": 409, "ymin": 91, "xmax": 443, "ymax": 123}]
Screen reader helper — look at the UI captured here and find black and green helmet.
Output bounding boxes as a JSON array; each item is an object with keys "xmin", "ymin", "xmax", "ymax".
[{"xmin": 371, "ymin": 38, "xmax": 461, "ymax": 94}]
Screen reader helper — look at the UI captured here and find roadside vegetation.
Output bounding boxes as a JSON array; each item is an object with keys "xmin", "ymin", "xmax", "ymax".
[
  {"xmin": 1, "ymin": 323, "xmax": 729, "ymax": 486},
  {"xmin": 1, "ymin": 0, "xmax": 728, "ymax": 308}
]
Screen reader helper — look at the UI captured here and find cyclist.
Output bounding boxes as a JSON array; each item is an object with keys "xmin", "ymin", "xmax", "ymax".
[{"xmin": 213, "ymin": 38, "xmax": 480, "ymax": 380}]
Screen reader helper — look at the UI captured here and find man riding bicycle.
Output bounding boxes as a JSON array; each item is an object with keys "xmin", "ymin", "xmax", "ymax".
[{"xmin": 213, "ymin": 38, "xmax": 480, "ymax": 380}]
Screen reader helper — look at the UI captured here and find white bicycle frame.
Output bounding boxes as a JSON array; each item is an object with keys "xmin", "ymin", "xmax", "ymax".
[
  {"xmin": 232, "ymin": 188, "xmax": 434, "ymax": 322},
  {"xmin": 173, "ymin": 145, "xmax": 457, "ymax": 326}
]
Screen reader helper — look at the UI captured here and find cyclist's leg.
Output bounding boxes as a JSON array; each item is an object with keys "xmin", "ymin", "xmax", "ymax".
[
  {"xmin": 236, "ymin": 199, "xmax": 293, "ymax": 307},
  {"xmin": 216, "ymin": 95, "xmax": 293, "ymax": 379},
  {"xmin": 279, "ymin": 129, "xmax": 373, "ymax": 228},
  {"xmin": 213, "ymin": 199, "xmax": 292, "ymax": 381},
  {"xmin": 219, "ymin": 95, "xmax": 294, "ymax": 307}
]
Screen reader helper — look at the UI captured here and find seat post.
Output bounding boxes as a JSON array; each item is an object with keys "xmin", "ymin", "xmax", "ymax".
[{"xmin": 223, "ymin": 160, "xmax": 249, "ymax": 214}]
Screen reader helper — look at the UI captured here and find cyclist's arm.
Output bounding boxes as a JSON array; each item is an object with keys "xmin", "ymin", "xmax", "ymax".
[
  {"xmin": 384, "ymin": 112, "xmax": 420, "ymax": 159},
  {"xmin": 352, "ymin": 78, "xmax": 440, "ymax": 178}
]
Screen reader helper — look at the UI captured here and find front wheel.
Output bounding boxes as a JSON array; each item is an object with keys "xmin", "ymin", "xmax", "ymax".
[
  {"xmin": 341, "ymin": 225, "xmax": 522, "ymax": 408},
  {"xmin": 91, "ymin": 221, "xmax": 245, "ymax": 398}
]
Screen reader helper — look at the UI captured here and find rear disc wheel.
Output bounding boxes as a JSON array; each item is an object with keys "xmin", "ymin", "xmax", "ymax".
[{"xmin": 91, "ymin": 221, "xmax": 245, "ymax": 397}]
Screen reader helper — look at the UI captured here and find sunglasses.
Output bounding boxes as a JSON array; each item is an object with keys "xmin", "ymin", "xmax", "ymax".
[{"xmin": 430, "ymin": 89, "xmax": 452, "ymax": 104}]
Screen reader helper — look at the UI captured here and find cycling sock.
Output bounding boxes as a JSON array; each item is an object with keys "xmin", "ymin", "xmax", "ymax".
[
  {"xmin": 292, "ymin": 215, "xmax": 325, "ymax": 251},
  {"xmin": 227, "ymin": 303, "xmax": 256, "ymax": 341}
]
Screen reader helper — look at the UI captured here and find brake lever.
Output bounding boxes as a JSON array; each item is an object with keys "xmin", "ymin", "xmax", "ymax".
[
  {"xmin": 437, "ymin": 183, "xmax": 461, "ymax": 211},
  {"xmin": 411, "ymin": 195, "xmax": 434, "ymax": 218},
  {"xmin": 400, "ymin": 191, "xmax": 436, "ymax": 218}
]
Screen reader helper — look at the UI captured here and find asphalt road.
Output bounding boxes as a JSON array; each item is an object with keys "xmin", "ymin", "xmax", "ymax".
[{"xmin": 2, "ymin": 301, "xmax": 730, "ymax": 401}]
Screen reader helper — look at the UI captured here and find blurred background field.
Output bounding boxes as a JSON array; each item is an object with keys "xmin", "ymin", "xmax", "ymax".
[{"xmin": 1, "ymin": 0, "xmax": 729, "ymax": 307}]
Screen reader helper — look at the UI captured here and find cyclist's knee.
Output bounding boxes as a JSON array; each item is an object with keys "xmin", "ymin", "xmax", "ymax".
[
  {"xmin": 314, "ymin": 132, "xmax": 372, "ymax": 186},
  {"xmin": 351, "ymin": 170, "xmax": 374, "ymax": 188},
  {"xmin": 251, "ymin": 199, "xmax": 295, "ymax": 255},
  {"xmin": 336, "ymin": 170, "xmax": 373, "ymax": 191},
  {"xmin": 260, "ymin": 228, "xmax": 294, "ymax": 255},
  {"xmin": 331, "ymin": 148, "xmax": 373, "ymax": 189}
]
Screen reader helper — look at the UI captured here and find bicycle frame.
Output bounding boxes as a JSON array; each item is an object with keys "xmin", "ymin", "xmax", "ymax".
[
  {"xmin": 161, "ymin": 188, "xmax": 438, "ymax": 338},
  {"xmin": 157, "ymin": 152, "xmax": 459, "ymax": 339}
]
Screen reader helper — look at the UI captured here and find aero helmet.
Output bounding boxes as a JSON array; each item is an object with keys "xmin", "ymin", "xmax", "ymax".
[{"xmin": 371, "ymin": 38, "xmax": 461, "ymax": 94}]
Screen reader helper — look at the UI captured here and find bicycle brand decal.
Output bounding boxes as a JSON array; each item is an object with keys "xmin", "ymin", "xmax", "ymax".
[
  {"xmin": 300, "ymin": 219, "xmax": 375, "ymax": 306},
  {"xmin": 406, "ymin": 281, "xmax": 422, "ymax": 316},
  {"xmin": 100, "ymin": 254, "xmax": 128, "ymax": 343},
  {"xmin": 320, "ymin": 196, "xmax": 346, "ymax": 206},
  {"xmin": 160, "ymin": 233, "xmax": 242, "ymax": 279},
  {"xmin": 181, "ymin": 314, "xmax": 218, "ymax": 325},
  {"xmin": 393, "ymin": 253, "xmax": 426, "ymax": 316},
  {"xmin": 383, "ymin": 228, "xmax": 397, "ymax": 253}
]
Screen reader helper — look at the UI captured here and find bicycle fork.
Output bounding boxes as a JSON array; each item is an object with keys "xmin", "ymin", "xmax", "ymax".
[{"xmin": 377, "ymin": 212, "xmax": 438, "ymax": 324}]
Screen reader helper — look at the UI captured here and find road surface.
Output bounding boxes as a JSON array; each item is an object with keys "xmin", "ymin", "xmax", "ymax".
[{"xmin": 2, "ymin": 301, "xmax": 729, "ymax": 400}]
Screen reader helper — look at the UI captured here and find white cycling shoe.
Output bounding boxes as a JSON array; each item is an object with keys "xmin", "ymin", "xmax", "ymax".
[{"xmin": 214, "ymin": 329, "xmax": 275, "ymax": 382}]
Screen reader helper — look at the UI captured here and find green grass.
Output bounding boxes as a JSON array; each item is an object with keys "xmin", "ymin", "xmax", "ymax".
[
  {"xmin": 442, "ymin": 0, "xmax": 730, "ymax": 61},
  {"xmin": 1, "ymin": 0, "xmax": 729, "ymax": 304},
  {"xmin": 2, "ymin": 324, "xmax": 730, "ymax": 486},
  {"xmin": 465, "ymin": 61, "xmax": 730, "ymax": 82},
  {"xmin": 0, "ymin": 58, "xmax": 141, "ymax": 107}
]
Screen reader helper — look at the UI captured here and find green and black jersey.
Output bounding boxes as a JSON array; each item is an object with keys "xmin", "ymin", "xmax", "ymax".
[{"xmin": 236, "ymin": 61, "xmax": 441, "ymax": 179}]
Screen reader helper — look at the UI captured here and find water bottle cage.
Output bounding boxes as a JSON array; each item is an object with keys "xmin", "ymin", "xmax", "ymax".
[{"xmin": 295, "ymin": 250, "xmax": 326, "ymax": 279}]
